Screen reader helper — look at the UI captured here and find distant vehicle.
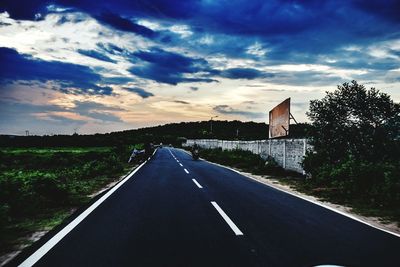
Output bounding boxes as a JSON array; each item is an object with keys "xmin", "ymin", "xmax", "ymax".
[{"xmin": 192, "ymin": 148, "xmax": 199, "ymax": 160}]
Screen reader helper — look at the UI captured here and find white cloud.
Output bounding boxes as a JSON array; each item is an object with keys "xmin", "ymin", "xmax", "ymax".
[
  {"xmin": 137, "ymin": 19, "xmax": 193, "ymax": 38},
  {"xmin": 0, "ymin": 12, "xmax": 153, "ymax": 78},
  {"xmin": 246, "ymin": 42, "xmax": 268, "ymax": 57},
  {"xmin": 46, "ymin": 5, "xmax": 73, "ymax": 13},
  {"xmin": 136, "ymin": 19, "xmax": 163, "ymax": 31},
  {"xmin": 198, "ymin": 34, "xmax": 214, "ymax": 45},
  {"xmin": 263, "ymin": 64, "xmax": 368, "ymax": 79},
  {"xmin": 169, "ymin": 24, "xmax": 193, "ymax": 38}
]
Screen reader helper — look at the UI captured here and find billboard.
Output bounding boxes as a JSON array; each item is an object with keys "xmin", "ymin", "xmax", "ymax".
[{"xmin": 269, "ymin": 98, "xmax": 290, "ymax": 138}]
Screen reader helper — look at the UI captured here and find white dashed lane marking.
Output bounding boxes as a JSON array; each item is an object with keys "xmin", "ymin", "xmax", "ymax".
[
  {"xmin": 211, "ymin": 201, "xmax": 243, "ymax": 236},
  {"xmin": 192, "ymin": 179, "xmax": 203, "ymax": 189}
]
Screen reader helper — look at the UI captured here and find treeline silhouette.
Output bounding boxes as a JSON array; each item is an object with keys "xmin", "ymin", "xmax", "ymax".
[{"xmin": 0, "ymin": 120, "xmax": 311, "ymax": 147}]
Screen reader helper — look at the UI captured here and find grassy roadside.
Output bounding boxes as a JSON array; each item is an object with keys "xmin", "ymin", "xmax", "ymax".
[
  {"xmin": 0, "ymin": 146, "xmax": 136, "ymax": 259},
  {"xmin": 196, "ymin": 147, "xmax": 400, "ymax": 227}
]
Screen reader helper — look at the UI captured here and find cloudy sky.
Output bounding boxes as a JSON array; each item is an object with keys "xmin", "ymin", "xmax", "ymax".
[{"xmin": 0, "ymin": 0, "xmax": 399, "ymax": 135}]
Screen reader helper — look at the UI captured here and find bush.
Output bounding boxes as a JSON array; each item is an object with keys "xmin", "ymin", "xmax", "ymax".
[
  {"xmin": 0, "ymin": 147, "xmax": 129, "ymax": 220},
  {"xmin": 31, "ymin": 173, "xmax": 69, "ymax": 206},
  {"xmin": 199, "ymin": 148, "xmax": 290, "ymax": 176},
  {"xmin": 304, "ymin": 154, "xmax": 400, "ymax": 206}
]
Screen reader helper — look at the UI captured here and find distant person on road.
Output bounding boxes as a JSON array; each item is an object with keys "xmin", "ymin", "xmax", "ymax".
[
  {"xmin": 144, "ymin": 142, "xmax": 153, "ymax": 157},
  {"xmin": 192, "ymin": 143, "xmax": 200, "ymax": 151},
  {"xmin": 191, "ymin": 143, "xmax": 200, "ymax": 160}
]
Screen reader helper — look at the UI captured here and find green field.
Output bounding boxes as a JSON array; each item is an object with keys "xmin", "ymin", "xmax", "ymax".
[
  {"xmin": 1, "ymin": 147, "xmax": 113, "ymax": 154},
  {"xmin": 0, "ymin": 146, "xmax": 133, "ymax": 257}
]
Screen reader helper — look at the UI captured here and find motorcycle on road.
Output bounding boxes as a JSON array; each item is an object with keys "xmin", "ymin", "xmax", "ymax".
[{"xmin": 192, "ymin": 148, "xmax": 200, "ymax": 160}]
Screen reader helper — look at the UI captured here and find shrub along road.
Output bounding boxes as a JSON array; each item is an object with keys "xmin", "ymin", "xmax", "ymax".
[
  {"xmin": 0, "ymin": 147, "xmax": 130, "ymax": 261},
  {"xmin": 11, "ymin": 148, "xmax": 400, "ymax": 267}
]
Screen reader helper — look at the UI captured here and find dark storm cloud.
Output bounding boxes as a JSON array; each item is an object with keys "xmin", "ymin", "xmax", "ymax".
[
  {"xmin": 129, "ymin": 48, "xmax": 217, "ymax": 85},
  {"xmin": 0, "ymin": 0, "xmax": 47, "ymax": 20},
  {"xmin": 2, "ymin": 1, "xmax": 399, "ymax": 43},
  {"xmin": 0, "ymin": 1, "xmax": 330, "ymax": 36},
  {"xmin": 213, "ymin": 105, "xmax": 264, "ymax": 119},
  {"xmin": 129, "ymin": 64, "xmax": 216, "ymax": 85},
  {"xmin": 77, "ymin": 49, "xmax": 116, "ymax": 63},
  {"xmin": 101, "ymin": 76, "xmax": 133, "ymax": 85},
  {"xmin": 122, "ymin": 87, "xmax": 154, "ymax": 98},
  {"xmin": 133, "ymin": 48, "xmax": 208, "ymax": 72},
  {"xmin": 172, "ymin": 100, "xmax": 190, "ymax": 105},
  {"xmin": 97, "ymin": 43, "xmax": 124, "ymax": 55},
  {"xmin": 219, "ymin": 68, "xmax": 274, "ymax": 80},
  {"xmin": 352, "ymin": 0, "xmax": 400, "ymax": 23},
  {"xmin": 0, "ymin": 47, "xmax": 113, "ymax": 95},
  {"xmin": 0, "ymin": 0, "xmax": 197, "ymax": 21},
  {"xmin": 94, "ymin": 12, "xmax": 156, "ymax": 37},
  {"xmin": 1, "ymin": 0, "xmax": 400, "ymax": 86}
]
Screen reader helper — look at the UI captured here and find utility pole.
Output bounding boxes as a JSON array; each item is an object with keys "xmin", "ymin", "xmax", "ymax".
[{"xmin": 210, "ymin": 116, "xmax": 218, "ymax": 134}]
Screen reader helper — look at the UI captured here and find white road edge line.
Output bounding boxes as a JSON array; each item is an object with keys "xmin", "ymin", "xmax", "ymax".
[
  {"xmin": 204, "ymin": 158, "xmax": 400, "ymax": 239},
  {"xmin": 18, "ymin": 152, "xmax": 155, "ymax": 267},
  {"xmin": 184, "ymin": 168, "xmax": 189, "ymax": 174},
  {"xmin": 179, "ymin": 163, "xmax": 183, "ymax": 167},
  {"xmin": 192, "ymin": 179, "xmax": 203, "ymax": 189},
  {"xmin": 211, "ymin": 201, "xmax": 243, "ymax": 236}
]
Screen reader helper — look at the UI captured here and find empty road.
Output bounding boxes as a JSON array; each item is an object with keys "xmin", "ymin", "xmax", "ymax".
[{"xmin": 12, "ymin": 148, "xmax": 400, "ymax": 267}]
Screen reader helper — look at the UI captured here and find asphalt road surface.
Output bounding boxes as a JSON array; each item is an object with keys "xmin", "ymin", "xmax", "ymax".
[{"xmin": 13, "ymin": 148, "xmax": 400, "ymax": 267}]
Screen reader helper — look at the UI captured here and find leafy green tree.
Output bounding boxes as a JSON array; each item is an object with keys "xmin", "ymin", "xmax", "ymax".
[
  {"xmin": 303, "ymin": 81, "xmax": 400, "ymax": 204},
  {"xmin": 306, "ymin": 80, "xmax": 399, "ymax": 164}
]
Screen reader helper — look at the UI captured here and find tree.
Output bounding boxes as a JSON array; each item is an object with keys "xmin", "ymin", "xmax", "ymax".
[
  {"xmin": 306, "ymin": 80, "xmax": 399, "ymax": 164},
  {"xmin": 303, "ymin": 81, "xmax": 400, "ymax": 205}
]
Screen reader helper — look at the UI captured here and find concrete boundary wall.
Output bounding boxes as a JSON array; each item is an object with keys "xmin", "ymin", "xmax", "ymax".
[{"xmin": 184, "ymin": 139, "xmax": 311, "ymax": 174}]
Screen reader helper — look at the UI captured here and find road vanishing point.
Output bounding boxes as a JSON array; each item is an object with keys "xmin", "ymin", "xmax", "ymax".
[{"xmin": 12, "ymin": 148, "xmax": 400, "ymax": 267}]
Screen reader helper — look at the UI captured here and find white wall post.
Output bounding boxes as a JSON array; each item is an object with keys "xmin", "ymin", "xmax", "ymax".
[
  {"xmin": 268, "ymin": 140, "xmax": 271, "ymax": 156},
  {"xmin": 283, "ymin": 139, "xmax": 286, "ymax": 169}
]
